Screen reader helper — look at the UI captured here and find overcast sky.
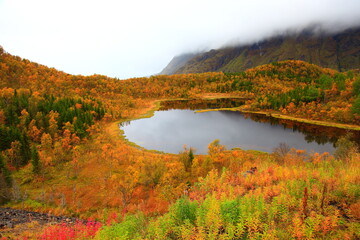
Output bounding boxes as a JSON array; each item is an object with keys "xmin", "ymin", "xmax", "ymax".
[{"xmin": 1, "ymin": 0, "xmax": 360, "ymax": 79}]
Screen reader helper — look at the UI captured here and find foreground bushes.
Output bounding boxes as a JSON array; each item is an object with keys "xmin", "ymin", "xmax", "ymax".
[{"xmin": 91, "ymin": 152, "xmax": 360, "ymax": 240}]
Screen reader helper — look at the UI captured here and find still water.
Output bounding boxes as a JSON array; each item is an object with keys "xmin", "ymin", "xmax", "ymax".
[{"xmin": 120, "ymin": 99, "xmax": 355, "ymax": 154}]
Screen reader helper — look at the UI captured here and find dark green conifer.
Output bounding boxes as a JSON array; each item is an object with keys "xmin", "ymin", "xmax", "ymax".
[
  {"xmin": 31, "ymin": 146, "xmax": 40, "ymax": 174},
  {"xmin": 0, "ymin": 153, "xmax": 12, "ymax": 186}
]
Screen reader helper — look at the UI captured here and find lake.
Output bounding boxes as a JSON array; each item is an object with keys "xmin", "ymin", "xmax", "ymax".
[{"xmin": 121, "ymin": 99, "xmax": 357, "ymax": 154}]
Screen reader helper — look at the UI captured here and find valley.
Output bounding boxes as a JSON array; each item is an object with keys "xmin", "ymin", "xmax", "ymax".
[{"xmin": 0, "ymin": 47, "xmax": 359, "ymax": 239}]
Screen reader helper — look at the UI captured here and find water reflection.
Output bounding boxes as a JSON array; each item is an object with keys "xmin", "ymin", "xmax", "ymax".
[
  {"xmin": 120, "ymin": 121, "xmax": 131, "ymax": 127},
  {"xmin": 242, "ymin": 113, "xmax": 359, "ymax": 145},
  {"xmin": 121, "ymin": 99, "xmax": 359, "ymax": 155},
  {"xmin": 159, "ymin": 98, "xmax": 245, "ymax": 111}
]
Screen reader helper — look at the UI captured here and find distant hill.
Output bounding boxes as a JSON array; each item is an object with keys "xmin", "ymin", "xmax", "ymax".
[{"xmin": 161, "ymin": 27, "xmax": 360, "ymax": 74}]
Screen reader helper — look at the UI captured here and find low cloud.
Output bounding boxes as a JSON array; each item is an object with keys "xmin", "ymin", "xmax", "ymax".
[{"xmin": 1, "ymin": 0, "xmax": 359, "ymax": 78}]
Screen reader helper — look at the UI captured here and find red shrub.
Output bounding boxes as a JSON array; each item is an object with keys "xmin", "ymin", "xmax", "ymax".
[{"xmin": 39, "ymin": 220, "xmax": 102, "ymax": 240}]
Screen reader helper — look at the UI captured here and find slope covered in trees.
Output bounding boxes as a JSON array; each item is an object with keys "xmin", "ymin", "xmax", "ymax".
[
  {"xmin": 161, "ymin": 26, "xmax": 360, "ymax": 75},
  {"xmin": 0, "ymin": 47, "xmax": 359, "ymax": 239},
  {"xmin": 1, "ymin": 46, "xmax": 359, "ymax": 125}
]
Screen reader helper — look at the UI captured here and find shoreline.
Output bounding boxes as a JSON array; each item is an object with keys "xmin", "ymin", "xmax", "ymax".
[
  {"xmin": 115, "ymin": 96, "xmax": 359, "ymax": 156},
  {"xmin": 196, "ymin": 107, "xmax": 360, "ymax": 131}
]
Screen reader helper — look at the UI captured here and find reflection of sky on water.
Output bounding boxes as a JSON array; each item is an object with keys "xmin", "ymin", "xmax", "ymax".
[{"xmin": 122, "ymin": 110, "xmax": 335, "ymax": 154}]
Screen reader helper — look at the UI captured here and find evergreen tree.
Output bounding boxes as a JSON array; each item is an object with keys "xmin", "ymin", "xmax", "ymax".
[
  {"xmin": 5, "ymin": 105, "xmax": 19, "ymax": 125},
  {"xmin": 188, "ymin": 148, "xmax": 194, "ymax": 166},
  {"xmin": 0, "ymin": 126, "xmax": 11, "ymax": 151},
  {"xmin": 180, "ymin": 147, "xmax": 195, "ymax": 172},
  {"xmin": 0, "ymin": 153, "xmax": 12, "ymax": 186},
  {"xmin": 31, "ymin": 146, "xmax": 40, "ymax": 174},
  {"xmin": 19, "ymin": 132, "xmax": 31, "ymax": 166}
]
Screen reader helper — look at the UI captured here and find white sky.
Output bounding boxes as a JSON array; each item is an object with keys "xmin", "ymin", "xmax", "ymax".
[{"xmin": 1, "ymin": 0, "xmax": 360, "ymax": 79}]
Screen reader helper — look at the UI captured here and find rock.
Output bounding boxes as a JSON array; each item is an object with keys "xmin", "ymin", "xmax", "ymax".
[
  {"xmin": 6, "ymin": 221, "xmax": 13, "ymax": 228},
  {"xmin": 0, "ymin": 207, "xmax": 96, "ymax": 229}
]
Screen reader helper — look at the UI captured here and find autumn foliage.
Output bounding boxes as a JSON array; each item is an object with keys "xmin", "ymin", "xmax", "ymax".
[{"xmin": 0, "ymin": 46, "xmax": 359, "ymax": 239}]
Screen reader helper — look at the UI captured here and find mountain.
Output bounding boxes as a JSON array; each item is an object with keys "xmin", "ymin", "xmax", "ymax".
[
  {"xmin": 161, "ymin": 26, "xmax": 360, "ymax": 74},
  {"xmin": 159, "ymin": 53, "xmax": 197, "ymax": 75}
]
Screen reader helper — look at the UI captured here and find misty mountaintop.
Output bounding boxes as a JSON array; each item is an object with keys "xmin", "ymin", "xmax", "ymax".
[{"xmin": 160, "ymin": 26, "xmax": 360, "ymax": 75}]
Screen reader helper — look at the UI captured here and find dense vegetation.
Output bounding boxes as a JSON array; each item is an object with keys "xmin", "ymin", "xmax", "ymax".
[
  {"xmin": 0, "ymin": 88, "xmax": 105, "ymax": 203},
  {"xmin": 97, "ymin": 151, "xmax": 360, "ymax": 239},
  {"xmin": 0, "ymin": 46, "xmax": 359, "ymax": 239}
]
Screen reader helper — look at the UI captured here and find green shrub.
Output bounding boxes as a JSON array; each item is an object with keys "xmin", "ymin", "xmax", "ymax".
[
  {"xmin": 170, "ymin": 197, "xmax": 197, "ymax": 225},
  {"xmin": 96, "ymin": 214, "xmax": 146, "ymax": 240},
  {"xmin": 353, "ymin": 77, "xmax": 360, "ymax": 96},
  {"xmin": 317, "ymin": 74, "xmax": 333, "ymax": 90},
  {"xmin": 220, "ymin": 199, "xmax": 240, "ymax": 225},
  {"xmin": 146, "ymin": 214, "xmax": 176, "ymax": 240},
  {"xmin": 352, "ymin": 96, "xmax": 360, "ymax": 115},
  {"xmin": 334, "ymin": 73, "xmax": 346, "ymax": 91}
]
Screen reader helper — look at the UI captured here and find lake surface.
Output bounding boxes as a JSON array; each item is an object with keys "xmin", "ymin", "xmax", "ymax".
[{"xmin": 121, "ymin": 99, "xmax": 358, "ymax": 154}]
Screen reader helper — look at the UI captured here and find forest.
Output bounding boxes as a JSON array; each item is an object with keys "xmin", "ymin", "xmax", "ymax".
[{"xmin": 0, "ymin": 46, "xmax": 359, "ymax": 239}]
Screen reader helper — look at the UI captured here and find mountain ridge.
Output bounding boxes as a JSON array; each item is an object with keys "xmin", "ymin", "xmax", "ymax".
[
  {"xmin": 161, "ymin": 26, "xmax": 360, "ymax": 75},
  {"xmin": 159, "ymin": 53, "xmax": 197, "ymax": 75}
]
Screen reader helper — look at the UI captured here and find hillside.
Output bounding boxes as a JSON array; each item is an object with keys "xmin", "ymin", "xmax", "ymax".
[
  {"xmin": 161, "ymin": 27, "xmax": 360, "ymax": 74},
  {"xmin": 0, "ymin": 48, "xmax": 359, "ymax": 239},
  {"xmin": 159, "ymin": 53, "xmax": 197, "ymax": 75}
]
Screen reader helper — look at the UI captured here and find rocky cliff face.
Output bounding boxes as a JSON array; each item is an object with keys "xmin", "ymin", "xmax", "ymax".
[{"xmin": 161, "ymin": 27, "xmax": 360, "ymax": 74}]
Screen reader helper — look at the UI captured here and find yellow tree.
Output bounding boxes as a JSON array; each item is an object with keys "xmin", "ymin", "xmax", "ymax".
[
  {"xmin": 208, "ymin": 139, "xmax": 227, "ymax": 168},
  {"xmin": 61, "ymin": 129, "xmax": 72, "ymax": 151},
  {"xmin": 110, "ymin": 165, "xmax": 140, "ymax": 212},
  {"xmin": 48, "ymin": 111, "xmax": 59, "ymax": 139},
  {"xmin": 18, "ymin": 109, "xmax": 29, "ymax": 130},
  {"xmin": 40, "ymin": 133, "xmax": 52, "ymax": 150},
  {"xmin": 27, "ymin": 119, "xmax": 42, "ymax": 143}
]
